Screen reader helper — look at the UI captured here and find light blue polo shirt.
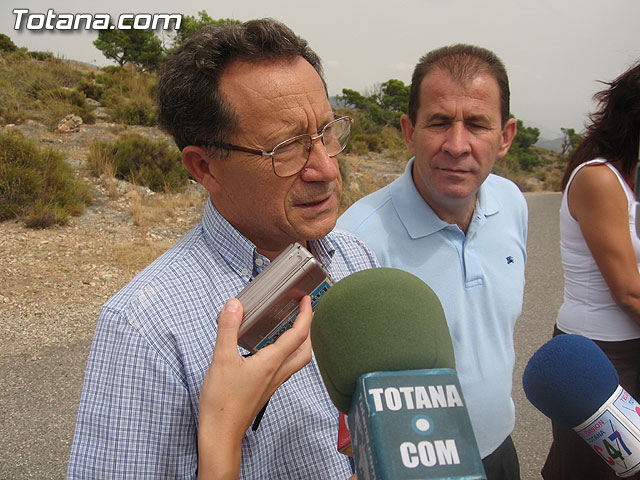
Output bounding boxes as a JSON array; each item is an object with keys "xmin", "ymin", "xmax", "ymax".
[{"xmin": 337, "ymin": 158, "xmax": 528, "ymax": 458}]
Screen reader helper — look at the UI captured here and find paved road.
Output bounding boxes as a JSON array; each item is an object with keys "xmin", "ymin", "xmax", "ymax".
[
  {"xmin": 0, "ymin": 340, "xmax": 90, "ymax": 479},
  {"xmin": 513, "ymin": 192, "xmax": 564, "ymax": 479},
  {"xmin": 0, "ymin": 192, "xmax": 564, "ymax": 479}
]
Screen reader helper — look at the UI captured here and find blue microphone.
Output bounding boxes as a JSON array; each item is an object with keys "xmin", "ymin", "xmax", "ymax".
[{"xmin": 523, "ymin": 334, "xmax": 640, "ymax": 477}]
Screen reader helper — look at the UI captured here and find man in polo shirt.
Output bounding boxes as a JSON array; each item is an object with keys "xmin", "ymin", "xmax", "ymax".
[{"xmin": 337, "ymin": 44, "xmax": 527, "ymax": 480}]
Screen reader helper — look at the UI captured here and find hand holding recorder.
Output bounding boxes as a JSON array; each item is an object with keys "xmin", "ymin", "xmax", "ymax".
[{"xmin": 198, "ymin": 296, "xmax": 313, "ymax": 480}]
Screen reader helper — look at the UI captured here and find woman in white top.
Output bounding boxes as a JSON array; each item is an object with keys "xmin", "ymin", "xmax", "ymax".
[{"xmin": 542, "ymin": 61, "xmax": 640, "ymax": 480}]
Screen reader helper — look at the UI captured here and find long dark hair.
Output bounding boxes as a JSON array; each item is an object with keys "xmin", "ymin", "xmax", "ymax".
[{"xmin": 561, "ymin": 61, "xmax": 640, "ymax": 190}]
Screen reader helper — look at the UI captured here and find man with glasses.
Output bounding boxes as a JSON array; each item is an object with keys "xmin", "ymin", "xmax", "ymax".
[
  {"xmin": 68, "ymin": 19, "xmax": 376, "ymax": 479},
  {"xmin": 338, "ymin": 44, "xmax": 527, "ymax": 480}
]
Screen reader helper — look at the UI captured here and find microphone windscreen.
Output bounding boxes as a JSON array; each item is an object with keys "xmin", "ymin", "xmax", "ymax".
[
  {"xmin": 522, "ymin": 334, "xmax": 620, "ymax": 429},
  {"xmin": 311, "ymin": 267, "xmax": 455, "ymax": 413}
]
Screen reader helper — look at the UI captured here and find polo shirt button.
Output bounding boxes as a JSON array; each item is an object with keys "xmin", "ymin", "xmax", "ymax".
[
  {"xmin": 241, "ymin": 268, "xmax": 249, "ymax": 276},
  {"xmin": 255, "ymin": 258, "xmax": 264, "ymax": 267}
]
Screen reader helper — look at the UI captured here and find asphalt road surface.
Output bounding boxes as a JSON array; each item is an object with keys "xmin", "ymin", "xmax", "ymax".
[
  {"xmin": 513, "ymin": 192, "xmax": 565, "ymax": 479},
  {"xmin": 0, "ymin": 192, "xmax": 564, "ymax": 479}
]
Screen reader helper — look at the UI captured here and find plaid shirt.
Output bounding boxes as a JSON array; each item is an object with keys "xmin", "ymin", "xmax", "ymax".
[{"xmin": 68, "ymin": 200, "xmax": 378, "ymax": 479}]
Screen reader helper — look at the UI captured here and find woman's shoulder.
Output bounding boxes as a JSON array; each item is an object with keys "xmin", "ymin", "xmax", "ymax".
[
  {"xmin": 567, "ymin": 160, "xmax": 630, "ymax": 221},
  {"xmin": 569, "ymin": 160, "xmax": 625, "ymax": 194}
]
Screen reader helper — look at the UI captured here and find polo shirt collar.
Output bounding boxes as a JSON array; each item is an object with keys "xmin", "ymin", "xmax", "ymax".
[{"xmin": 390, "ymin": 158, "xmax": 501, "ymax": 239}]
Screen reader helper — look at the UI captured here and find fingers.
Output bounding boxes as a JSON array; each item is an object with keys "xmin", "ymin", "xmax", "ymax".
[
  {"xmin": 257, "ymin": 296, "xmax": 313, "ymax": 382},
  {"xmin": 213, "ymin": 298, "xmax": 244, "ymax": 357},
  {"xmin": 258, "ymin": 295, "xmax": 312, "ymax": 358},
  {"xmin": 212, "ymin": 295, "xmax": 312, "ymax": 392},
  {"xmin": 293, "ymin": 295, "xmax": 313, "ymax": 334}
]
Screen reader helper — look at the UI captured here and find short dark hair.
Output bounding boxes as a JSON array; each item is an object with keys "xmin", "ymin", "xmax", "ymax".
[
  {"xmin": 561, "ymin": 60, "xmax": 640, "ymax": 190},
  {"xmin": 408, "ymin": 44, "xmax": 510, "ymax": 126},
  {"xmin": 157, "ymin": 18, "xmax": 326, "ymax": 151}
]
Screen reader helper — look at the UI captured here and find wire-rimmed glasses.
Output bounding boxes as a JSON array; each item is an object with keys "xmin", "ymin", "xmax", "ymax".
[{"xmin": 207, "ymin": 116, "xmax": 353, "ymax": 178}]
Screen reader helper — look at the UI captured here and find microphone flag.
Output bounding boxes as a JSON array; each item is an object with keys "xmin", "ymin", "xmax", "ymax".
[{"xmin": 573, "ymin": 385, "xmax": 640, "ymax": 477}]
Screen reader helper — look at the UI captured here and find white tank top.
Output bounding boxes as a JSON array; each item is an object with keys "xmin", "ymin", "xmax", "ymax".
[{"xmin": 556, "ymin": 158, "xmax": 640, "ymax": 341}]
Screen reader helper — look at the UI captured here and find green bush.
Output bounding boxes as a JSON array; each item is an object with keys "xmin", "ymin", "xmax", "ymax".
[
  {"xmin": 96, "ymin": 65, "xmax": 157, "ymax": 125},
  {"xmin": 29, "ymin": 84, "xmax": 96, "ymax": 125},
  {"xmin": 0, "ymin": 129, "xmax": 93, "ymax": 227},
  {"xmin": 76, "ymin": 78, "xmax": 105, "ymax": 101},
  {"xmin": 0, "ymin": 77, "xmax": 25, "ymax": 124},
  {"xmin": 28, "ymin": 51, "xmax": 54, "ymax": 61},
  {"xmin": 0, "ymin": 34, "xmax": 17, "ymax": 53},
  {"xmin": 87, "ymin": 133, "xmax": 189, "ymax": 192},
  {"xmin": 108, "ymin": 98, "xmax": 156, "ymax": 126},
  {"xmin": 351, "ymin": 133, "xmax": 383, "ymax": 153}
]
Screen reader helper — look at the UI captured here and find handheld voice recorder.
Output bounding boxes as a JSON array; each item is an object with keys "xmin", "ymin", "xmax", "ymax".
[{"xmin": 236, "ymin": 243, "xmax": 333, "ymax": 353}]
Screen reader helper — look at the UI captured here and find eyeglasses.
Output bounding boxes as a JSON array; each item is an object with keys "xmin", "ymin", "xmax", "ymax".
[{"xmin": 207, "ymin": 116, "xmax": 353, "ymax": 178}]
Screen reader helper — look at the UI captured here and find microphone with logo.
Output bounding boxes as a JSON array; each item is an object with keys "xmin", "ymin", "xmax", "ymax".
[
  {"xmin": 523, "ymin": 334, "xmax": 640, "ymax": 477},
  {"xmin": 311, "ymin": 267, "xmax": 486, "ymax": 480}
]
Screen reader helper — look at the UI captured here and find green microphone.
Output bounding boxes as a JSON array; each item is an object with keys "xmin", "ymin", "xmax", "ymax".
[{"xmin": 311, "ymin": 267, "xmax": 486, "ymax": 480}]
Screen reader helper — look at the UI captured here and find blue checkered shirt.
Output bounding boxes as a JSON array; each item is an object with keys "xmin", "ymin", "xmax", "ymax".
[{"xmin": 68, "ymin": 200, "xmax": 378, "ymax": 479}]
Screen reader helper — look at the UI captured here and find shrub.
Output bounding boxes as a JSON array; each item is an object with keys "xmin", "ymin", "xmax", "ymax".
[
  {"xmin": 347, "ymin": 138, "xmax": 370, "ymax": 155},
  {"xmin": 0, "ymin": 77, "xmax": 25, "ymax": 124},
  {"xmin": 96, "ymin": 65, "xmax": 157, "ymax": 125},
  {"xmin": 0, "ymin": 34, "xmax": 17, "ymax": 53},
  {"xmin": 87, "ymin": 133, "xmax": 189, "ymax": 192},
  {"xmin": 28, "ymin": 51, "xmax": 54, "ymax": 61},
  {"xmin": 0, "ymin": 52, "xmax": 91, "ymax": 128},
  {"xmin": 0, "ymin": 129, "xmax": 93, "ymax": 227},
  {"xmin": 76, "ymin": 78, "xmax": 105, "ymax": 101},
  {"xmin": 337, "ymin": 107, "xmax": 408, "ymax": 162},
  {"xmin": 351, "ymin": 133, "xmax": 383, "ymax": 153},
  {"xmin": 29, "ymin": 84, "xmax": 96, "ymax": 126},
  {"xmin": 108, "ymin": 97, "xmax": 156, "ymax": 126}
]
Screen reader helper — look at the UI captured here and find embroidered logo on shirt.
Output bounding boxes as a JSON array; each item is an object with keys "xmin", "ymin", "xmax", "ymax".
[{"xmin": 506, "ymin": 256, "xmax": 514, "ymax": 265}]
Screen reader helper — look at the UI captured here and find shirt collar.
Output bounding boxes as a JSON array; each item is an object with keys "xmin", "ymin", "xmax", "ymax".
[
  {"xmin": 201, "ymin": 199, "xmax": 336, "ymax": 278},
  {"xmin": 390, "ymin": 158, "xmax": 501, "ymax": 239}
]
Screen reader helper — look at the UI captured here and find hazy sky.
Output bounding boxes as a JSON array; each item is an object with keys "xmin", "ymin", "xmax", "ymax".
[{"xmin": 2, "ymin": 0, "xmax": 639, "ymax": 139}]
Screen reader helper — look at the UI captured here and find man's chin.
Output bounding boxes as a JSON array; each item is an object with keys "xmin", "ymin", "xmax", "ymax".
[{"xmin": 291, "ymin": 214, "xmax": 338, "ymax": 242}]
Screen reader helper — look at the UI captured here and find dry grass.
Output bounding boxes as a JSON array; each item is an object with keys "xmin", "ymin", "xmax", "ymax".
[
  {"xmin": 132, "ymin": 187, "xmax": 205, "ymax": 223},
  {"xmin": 339, "ymin": 153, "xmax": 407, "ymax": 212},
  {"xmin": 0, "ymin": 51, "xmax": 94, "ymax": 128},
  {"xmin": 107, "ymin": 241, "xmax": 176, "ymax": 270},
  {"xmin": 127, "ymin": 186, "xmax": 206, "ymax": 244},
  {"xmin": 98, "ymin": 65, "xmax": 157, "ymax": 125},
  {"xmin": 85, "ymin": 137, "xmax": 116, "ymax": 178}
]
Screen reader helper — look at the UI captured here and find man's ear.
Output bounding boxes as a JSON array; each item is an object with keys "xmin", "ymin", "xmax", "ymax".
[
  {"xmin": 497, "ymin": 117, "xmax": 518, "ymax": 158},
  {"xmin": 400, "ymin": 114, "xmax": 416, "ymax": 155},
  {"xmin": 182, "ymin": 146, "xmax": 221, "ymax": 194}
]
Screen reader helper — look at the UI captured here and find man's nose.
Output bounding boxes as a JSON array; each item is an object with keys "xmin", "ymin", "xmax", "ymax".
[
  {"xmin": 299, "ymin": 140, "xmax": 340, "ymax": 182},
  {"xmin": 442, "ymin": 123, "xmax": 471, "ymax": 158}
]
